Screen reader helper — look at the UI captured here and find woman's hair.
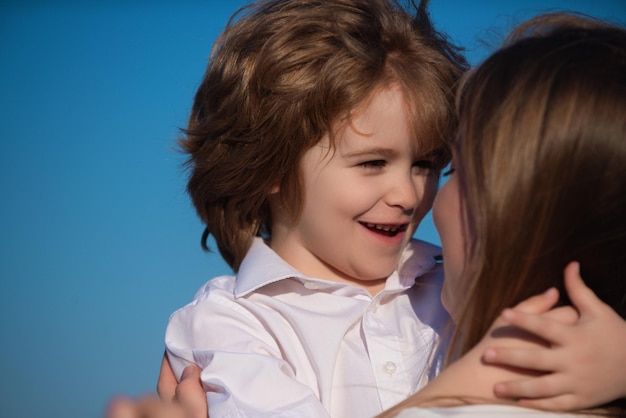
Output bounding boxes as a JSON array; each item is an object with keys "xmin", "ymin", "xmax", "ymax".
[
  {"xmin": 451, "ymin": 13, "xmax": 626, "ymax": 410},
  {"xmin": 180, "ymin": 0, "xmax": 467, "ymax": 270}
]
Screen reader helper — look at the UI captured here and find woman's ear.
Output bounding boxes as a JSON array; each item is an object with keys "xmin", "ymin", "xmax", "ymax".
[{"xmin": 269, "ymin": 184, "xmax": 280, "ymax": 194}]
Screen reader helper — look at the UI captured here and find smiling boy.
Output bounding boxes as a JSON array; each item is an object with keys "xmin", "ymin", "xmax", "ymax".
[{"xmin": 164, "ymin": 0, "xmax": 467, "ymax": 416}]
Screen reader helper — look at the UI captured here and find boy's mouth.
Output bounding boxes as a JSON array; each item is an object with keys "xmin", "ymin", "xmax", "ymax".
[{"xmin": 360, "ymin": 222, "xmax": 408, "ymax": 237}]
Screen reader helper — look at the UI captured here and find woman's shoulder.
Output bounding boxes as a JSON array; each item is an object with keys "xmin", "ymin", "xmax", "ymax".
[{"xmin": 394, "ymin": 404, "xmax": 586, "ymax": 418}]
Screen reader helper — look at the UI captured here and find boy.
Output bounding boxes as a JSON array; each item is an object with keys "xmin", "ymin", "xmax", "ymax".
[{"xmin": 165, "ymin": 0, "xmax": 466, "ymax": 416}]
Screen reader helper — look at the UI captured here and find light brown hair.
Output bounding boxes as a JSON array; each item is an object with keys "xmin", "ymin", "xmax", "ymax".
[
  {"xmin": 452, "ymin": 13, "xmax": 626, "ymax": 413},
  {"xmin": 378, "ymin": 12, "xmax": 626, "ymax": 418},
  {"xmin": 180, "ymin": 0, "xmax": 467, "ymax": 270}
]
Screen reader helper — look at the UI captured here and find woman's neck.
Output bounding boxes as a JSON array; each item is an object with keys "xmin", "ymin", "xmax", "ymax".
[{"xmin": 412, "ymin": 324, "xmax": 547, "ymax": 407}]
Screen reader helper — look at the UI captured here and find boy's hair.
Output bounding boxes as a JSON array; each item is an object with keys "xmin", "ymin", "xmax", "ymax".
[
  {"xmin": 181, "ymin": 0, "xmax": 467, "ymax": 271},
  {"xmin": 454, "ymin": 13, "xmax": 626, "ymax": 381}
]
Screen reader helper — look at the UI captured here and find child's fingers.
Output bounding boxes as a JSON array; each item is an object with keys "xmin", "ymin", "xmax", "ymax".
[
  {"xmin": 175, "ymin": 365, "xmax": 208, "ymax": 418},
  {"xmin": 494, "ymin": 376, "xmax": 571, "ymax": 403},
  {"xmin": 510, "ymin": 287, "xmax": 560, "ymax": 314},
  {"xmin": 500, "ymin": 309, "xmax": 569, "ymax": 344},
  {"xmin": 105, "ymin": 396, "xmax": 186, "ymax": 418},
  {"xmin": 563, "ymin": 261, "xmax": 604, "ymax": 316},
  {"xmin": 482, "ymin": 347, "xmax": 559, "ymax": 372},
  {"xmin": 136, "ymin": 396, "xmax": 185, "ymax": 418},
  {"xmin": 537, "ymin": 305, "xmax": 578, "ymax": 325},
  {"xmin": 105, "ymin": 397, "xmax": 138, "ymax": 418}
]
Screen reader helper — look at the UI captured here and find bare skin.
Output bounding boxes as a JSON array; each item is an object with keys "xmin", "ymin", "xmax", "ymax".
[
  {"xmin": 484, "ymin": 263, "xmax": 626, "ymax": 411},
  {"xmin": 105, "ymin": 363, "xmax": 206, "ymax": 418},
  {"xmin": 157, "ymin": 353, "xmax": 179, "ymax": 402}
]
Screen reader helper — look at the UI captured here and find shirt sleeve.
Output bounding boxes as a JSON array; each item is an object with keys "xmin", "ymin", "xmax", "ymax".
[{"xmin": 164, "ymin": 279, "xmax": 331, "ymax": 418}]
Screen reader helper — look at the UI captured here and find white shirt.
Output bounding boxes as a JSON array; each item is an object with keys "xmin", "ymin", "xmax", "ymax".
[
  {"xmin": 165, "ymin": 237, "xmax": 448, "ymax": 418},
  {"xmin": 394, "ymin": 405, "xmax": 591, "ymax": 417}
]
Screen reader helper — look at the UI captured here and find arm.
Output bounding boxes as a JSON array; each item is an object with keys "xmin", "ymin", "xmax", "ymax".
[
  {"xmin": 165, "ymin": 281, "xmax": 331, "ymax": 418},
  {"xmin": 483, "ymin": 262, "xmax": 626, "ymax": 410},
  {"xmin": 389, "ymin": 287, "xmax": 571, "ymax": 409},
  {"xmin": 158, "ymin": 354, "xmax": 207, "ymax": 416},
  {"xmin": 105, "ymin": 365, "xmax": 206, "ymax": 418},
  {"xmin": 158, "ymin": 351, "xmax": 178, "ymax": 401}
]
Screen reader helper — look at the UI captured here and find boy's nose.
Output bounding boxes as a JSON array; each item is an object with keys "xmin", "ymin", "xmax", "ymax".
[{"xmin": 386, "ymin": 174, "xmax": 419, "ymax": 212}]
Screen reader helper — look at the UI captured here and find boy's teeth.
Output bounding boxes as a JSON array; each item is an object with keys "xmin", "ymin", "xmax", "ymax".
[{"xmin": 366, "ymin": 223, "xmax": 398, "ymax": 232}]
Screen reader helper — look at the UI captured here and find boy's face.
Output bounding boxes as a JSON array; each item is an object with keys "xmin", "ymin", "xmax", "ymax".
[{"xmin": 270, "ymin": 85, "xmax": 437, "ymax": 289}]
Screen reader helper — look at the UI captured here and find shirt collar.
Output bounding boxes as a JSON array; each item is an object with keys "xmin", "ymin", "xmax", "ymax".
[
  {"xmin": 391, "ymin": 238, "xmax": 441, "ymax": 288},
  {"xmin": 235, "ymin": 237, "xmax": 441, "ymax": 297},
  {"xmin": 235, "ymin": 238, "xmax": 305, "ymax": 297}
]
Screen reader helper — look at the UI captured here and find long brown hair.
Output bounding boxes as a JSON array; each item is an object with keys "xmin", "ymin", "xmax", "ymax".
[
  {"xmin": 179, "ymin": 0, "xmax": 467, "ymax": 270},
  {"xmin": 451, "ymin": 13, "xmax": 626, "ymax": 412},
  {"xmin": 378, "ymin": 13, "xmax": 626, "ymax": 418}
]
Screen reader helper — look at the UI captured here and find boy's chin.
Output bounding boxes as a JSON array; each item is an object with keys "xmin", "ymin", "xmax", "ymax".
[{"xmin": 352, "ymin": 266, "xmax": 396, "ymax": 282}]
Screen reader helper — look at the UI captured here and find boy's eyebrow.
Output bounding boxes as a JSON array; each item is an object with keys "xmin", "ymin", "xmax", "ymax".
[{"xmin": 341, "ymin": 147, "xmax": 397, "ymax": 158}]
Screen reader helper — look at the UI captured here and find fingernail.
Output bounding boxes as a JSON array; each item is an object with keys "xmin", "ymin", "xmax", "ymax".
[
  {"xmin": 501, "ymin": 308, "xmax": 515, "ymax": 320},
  {"xmin": 484, "ymin": 348, "xmax": 496, "ymax": 361},
  {"xmin": 181, "ymin": 365, "xmax": 193, "ymax": 379}
]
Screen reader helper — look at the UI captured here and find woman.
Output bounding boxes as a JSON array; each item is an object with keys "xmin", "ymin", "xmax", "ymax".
[{"xmin": 380, "ymin": 12, "xmax": 626, "ymax": 417}]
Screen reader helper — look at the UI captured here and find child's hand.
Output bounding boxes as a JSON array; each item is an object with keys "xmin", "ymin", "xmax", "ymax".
[
  {"xmin": 106, "ymin": 363, "xmax": 207, "ymax": 418},
  {"xmin": 157, "ymin": 352, "xmax": 179, "ymax": 402},
  {"xmin": 483, "ymin": 261, "xmax": 626, "ymax": 411},
  {"xmin": 106, "ymin": 395, "xmax": 184, "ymax": 418},
  {"xmin": 159, "ymin": 354, "xmax": 208, "ymax": 417}
]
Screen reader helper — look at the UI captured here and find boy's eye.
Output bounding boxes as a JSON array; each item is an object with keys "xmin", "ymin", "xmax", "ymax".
[
  {"xmin": 359, "ymin": 160, "xmax": 386, "ymax": 168},
  {"xmin": 412, "ymin": 160, "xmax": 434, "ymax": 173}
]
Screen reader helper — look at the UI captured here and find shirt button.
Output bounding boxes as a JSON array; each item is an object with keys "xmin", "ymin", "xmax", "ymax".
[
  {"xmin": 383, "ymin": 361, "xmax": 397, "ymax": 375},
  {"xmin": 304, "ymin": 282, "xmax": 321, "ymax": 290}
]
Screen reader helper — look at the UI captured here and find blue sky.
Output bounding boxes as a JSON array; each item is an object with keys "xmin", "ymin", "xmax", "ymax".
[{"xmin": 1, "ymin": 1, "xmax": 624, "ymax": 417}]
